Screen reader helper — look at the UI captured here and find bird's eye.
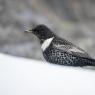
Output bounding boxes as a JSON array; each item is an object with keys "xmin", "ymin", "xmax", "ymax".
[{"xmin": 37, "ymin": 30, "xmax": 40, "ymax": 33}]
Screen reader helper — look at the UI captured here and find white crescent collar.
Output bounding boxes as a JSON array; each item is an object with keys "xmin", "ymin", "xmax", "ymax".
[{"xmin": 41, "ymin": 37, "xmax": 54, "ymax": 51}]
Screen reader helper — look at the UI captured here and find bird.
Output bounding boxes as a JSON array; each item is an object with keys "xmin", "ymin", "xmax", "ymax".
[{"xmin": 25, "ymin": 24, "xmax": 95, "ymax": 66}]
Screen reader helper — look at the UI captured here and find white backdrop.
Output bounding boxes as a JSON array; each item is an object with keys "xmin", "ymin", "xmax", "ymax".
[{"xmin": 0, "ymin": 54, "xmax": 95, "ymax": 95}]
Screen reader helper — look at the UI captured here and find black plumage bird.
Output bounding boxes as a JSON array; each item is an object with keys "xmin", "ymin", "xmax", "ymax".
[{"xmin": 25, "ymin": 24, "xmax": 95, "ymax": 66}]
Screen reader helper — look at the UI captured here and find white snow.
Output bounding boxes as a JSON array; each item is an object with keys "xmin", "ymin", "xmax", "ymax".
[{"xmin": 0, "ymin": 53, "xmax": 95, "ymax": 95}]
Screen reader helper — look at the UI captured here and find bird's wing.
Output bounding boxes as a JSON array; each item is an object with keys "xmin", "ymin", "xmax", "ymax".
[{"xmin": 53, "ymin": 44, "xmax": 91, "ymax": 58}]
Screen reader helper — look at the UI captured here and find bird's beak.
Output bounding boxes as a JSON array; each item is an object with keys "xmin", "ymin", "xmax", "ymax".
[{"xmin": 25, "ymin": 29, "xmax": 32, "ymax": 33}]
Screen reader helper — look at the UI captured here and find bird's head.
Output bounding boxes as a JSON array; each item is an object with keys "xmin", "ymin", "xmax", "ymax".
[{"xmin": 25, "ymin": 24, "xmax": 55, "ymax": 43}]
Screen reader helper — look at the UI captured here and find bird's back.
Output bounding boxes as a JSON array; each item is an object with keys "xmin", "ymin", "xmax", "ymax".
[{"xmin": 43, "ymin": 37, "xmax": 95, "ymax": 66}]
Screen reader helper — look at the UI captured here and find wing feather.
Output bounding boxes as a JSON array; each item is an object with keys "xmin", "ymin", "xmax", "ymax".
[
  {"xmin": 53, "ymin": 44, "xmax": 91, "ymax": 58},
  {"xmin": 52, "ymin": 37, "xmax": 91, "ymax": 58}
]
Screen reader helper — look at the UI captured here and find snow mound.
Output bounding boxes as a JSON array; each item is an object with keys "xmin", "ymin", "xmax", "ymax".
[{"xmin": 0, "ymin": 54, "xmax": 95, "ymax": 95}]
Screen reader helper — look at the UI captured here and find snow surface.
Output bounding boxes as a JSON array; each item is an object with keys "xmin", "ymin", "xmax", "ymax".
[{"xmin": 0, "ymin": 54, "xmax": 95, "ymax": 95}]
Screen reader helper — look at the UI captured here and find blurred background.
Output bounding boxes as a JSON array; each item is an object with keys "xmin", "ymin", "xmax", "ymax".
[{"xmin": 0, "ymin": 0, "xmax": 95, "ymax": 62}]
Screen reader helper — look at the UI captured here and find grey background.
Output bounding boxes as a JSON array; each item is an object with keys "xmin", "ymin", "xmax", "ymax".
[{"xmin": 0, "ymin": 0, "xmax": 95, "ymax": 63}]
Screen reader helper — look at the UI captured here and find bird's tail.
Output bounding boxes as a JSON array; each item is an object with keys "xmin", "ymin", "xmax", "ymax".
[{"xmin": 87, "ymin": 58, "xmax": 95, "ymax": 66}]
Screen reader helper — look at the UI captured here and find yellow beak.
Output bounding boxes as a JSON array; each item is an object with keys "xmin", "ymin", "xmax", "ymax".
[{"xmin": 25, "ymin": 29, "xmax": 32, "ymax": 33}]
